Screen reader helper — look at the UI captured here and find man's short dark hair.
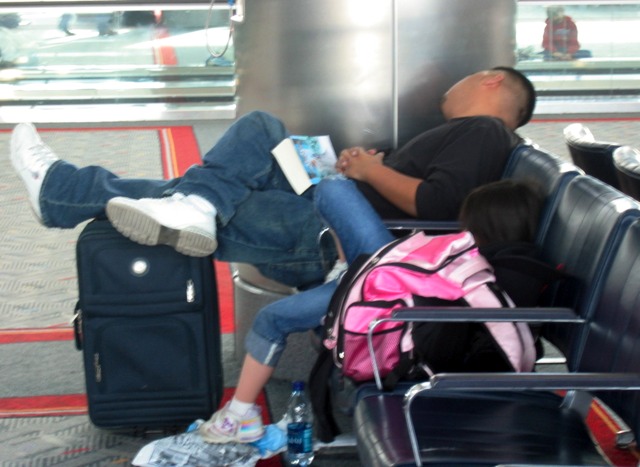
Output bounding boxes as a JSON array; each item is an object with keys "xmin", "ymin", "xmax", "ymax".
[{"xmin": 492, "ymin": 66, "xmax": 537, "ymax": 128}]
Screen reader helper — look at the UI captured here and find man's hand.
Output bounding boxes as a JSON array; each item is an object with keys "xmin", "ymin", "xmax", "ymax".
[
  {"xmin": 335, "ymin": 146, "xmax": 421, "ymax": 217},
  {"xmin": 336, "ymin": 147, "xmax": 384, "ymax": 181}
]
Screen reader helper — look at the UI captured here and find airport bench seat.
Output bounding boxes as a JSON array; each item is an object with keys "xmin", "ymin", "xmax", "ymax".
[
  {"xmin": 564, "ymin": 122, "xmax": 621, "ymax": 190},
  {"xmin": 613, "ymin": 145, "xmax": 640, "ymax": 200},
  {"xmin": 353, "ymin": 176, "xmax": 640, "ymax": 466}
]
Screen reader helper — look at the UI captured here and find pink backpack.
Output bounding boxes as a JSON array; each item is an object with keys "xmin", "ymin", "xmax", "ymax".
[{"xmin": 322, "ymin": 231, "xmax": 537, "ymax": 383}]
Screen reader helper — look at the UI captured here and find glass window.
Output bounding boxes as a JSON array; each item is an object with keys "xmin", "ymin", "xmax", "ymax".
[
  {"xmin": 516, "ymin": 1, "xmax": 640, "ymax": 97},
  {"xmin": 0, "ymin": 3, "xmax": 236, "ymax": 108},
  {"xmin": 1, "ymin": 1, "xmax": 639, "ymax": 116}
]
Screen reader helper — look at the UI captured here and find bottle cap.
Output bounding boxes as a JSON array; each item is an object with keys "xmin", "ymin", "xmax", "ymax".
[{"xmin": 292, "ymin": 380, "xmax": 305, "ymax": 391}]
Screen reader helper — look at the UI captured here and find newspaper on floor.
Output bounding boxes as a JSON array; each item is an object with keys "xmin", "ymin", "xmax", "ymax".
[
  {"xmin": 132, "ymin": 422, "xmax": 288, "ymax": 467},
  {"xmin": 132, "ymin": 431, "xmax": 262, "ymax": 467}
]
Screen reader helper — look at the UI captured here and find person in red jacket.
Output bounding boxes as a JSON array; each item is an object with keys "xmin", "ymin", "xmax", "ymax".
[{"xmin": 542, "ymin": 6, "xmax": 591, "ymax": 61}]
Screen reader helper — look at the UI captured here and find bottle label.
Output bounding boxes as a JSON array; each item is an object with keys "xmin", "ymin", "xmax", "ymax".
[{"xmin": 287, "ymin": 422, "xmax": 313, "ymax": 454}]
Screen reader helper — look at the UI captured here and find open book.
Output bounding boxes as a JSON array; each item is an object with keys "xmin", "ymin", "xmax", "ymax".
[{"xmin": 271, "ymin": 135, "xmax": 337, "ymax": 195}]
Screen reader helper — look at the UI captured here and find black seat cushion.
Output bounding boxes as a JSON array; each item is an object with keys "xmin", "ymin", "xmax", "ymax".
[{"xmin": 354, "ymin": 390, "xmax": 609, "ymax": 467}]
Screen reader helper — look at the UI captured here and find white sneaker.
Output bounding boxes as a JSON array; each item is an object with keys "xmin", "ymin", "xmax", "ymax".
[
  {"xmin": 10, "ymin": 123, "xmax": 59, "ymax": 222},
  {"xmin": 106, "ymin": 193, "xmax": 218, "ymax": 257},
  {"xmin": 199, "ymin": 402, "xmax": 265, "ymax": 444}
]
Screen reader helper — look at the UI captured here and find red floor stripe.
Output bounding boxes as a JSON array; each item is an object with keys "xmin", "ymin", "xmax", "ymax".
[
  {"xmin": 215, "ymin": 261, "xmax": 235, "ymax": 334},
  {"xmin": 158, "ymin": 126, "xmax": 203, "ymax": 179},
  {"xmin": 0, "ymin": 390, "xmax": 274, "ymax": 422},
  {"xmin": 0, "ymin": 328, "xmax": 74, "ymax": 344},
  {"xmin": 0, "ymin": 394, "xmax": 87, "ymax": 418}
]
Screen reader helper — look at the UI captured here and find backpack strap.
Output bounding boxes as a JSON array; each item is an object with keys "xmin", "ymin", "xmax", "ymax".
[
  {"xmin": 322, "ymin": 253, "xmax": 371, "ymax": 339},
  {"xmin": 308, "ymin": 347, "xmax": 341, "ymax": 443},
  {"xmin": 447, "ymin": 253, "xmax": 492, "ymax": 285}
]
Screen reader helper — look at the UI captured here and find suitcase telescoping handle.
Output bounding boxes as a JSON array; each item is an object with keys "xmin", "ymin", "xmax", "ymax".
[{"xmin": 72, "ymin": 303, "xmax": 83, "ymax": 351}]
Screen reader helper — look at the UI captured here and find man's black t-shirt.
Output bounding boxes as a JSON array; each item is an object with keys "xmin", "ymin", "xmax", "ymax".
[{"xmin": 356, "ymin": 116, "xmax": 521, "ymax": 220}]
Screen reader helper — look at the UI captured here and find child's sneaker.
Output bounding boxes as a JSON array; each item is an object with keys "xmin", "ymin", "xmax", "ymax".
[{"xmin": 199, "ymin": 402, "xmax": 264, "ymax": 444}]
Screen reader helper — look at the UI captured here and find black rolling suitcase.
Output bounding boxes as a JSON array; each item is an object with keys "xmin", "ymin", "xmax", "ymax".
[{"xmin": 73, "ymin": 219, "xmax": 223, "ymax": 431}]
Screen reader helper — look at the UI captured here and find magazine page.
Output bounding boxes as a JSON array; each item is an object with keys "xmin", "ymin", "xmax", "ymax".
[
  {"xmin": 132, "ymin": 431, "xmax": 261, "ymax": 467},
  {"xmin": 271, "ymin": 135, "xmax": 337, "ymax": 195}
]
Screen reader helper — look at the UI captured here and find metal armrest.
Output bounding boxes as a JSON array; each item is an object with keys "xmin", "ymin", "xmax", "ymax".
[
  {"xmin": 391, "ymin": 306, "xmax": 581, "ymax": 323},
  {"xmin": 383, "ymin": 219, "xmax": 461, "ymax": 232},
  {"xmin": 414, "ymin": 372, "xmax": 640, "ymax": 392},
  {"xmin": 367, "ymin": 306, "xmax": 581, "ymax": 389}
]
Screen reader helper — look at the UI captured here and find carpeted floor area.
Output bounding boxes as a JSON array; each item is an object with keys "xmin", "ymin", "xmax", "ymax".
[{"xmin": 516, "ymin": 117, "xmax": 640, "ymax": 162}]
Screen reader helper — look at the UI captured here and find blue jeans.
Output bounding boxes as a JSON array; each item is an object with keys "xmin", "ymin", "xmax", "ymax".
[
  {"xmin": 314, "ymin": 178, "xmax": 395, "ymax": 263},
  {"xmin": 39, "ymin": 111, "xmax": 335, "ymax": 288},
  {"xmin": 246, "ymin": 280, "xmax": 337, "ymax": 366},
  {"xmin": 246, "ymin": 177, "xmax": 395, "ymax": 366}
]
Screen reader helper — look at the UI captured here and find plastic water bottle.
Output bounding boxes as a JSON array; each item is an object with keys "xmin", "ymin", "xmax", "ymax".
[{"xmin": 285, "ymin": 380, "xmax": 315, "ymax": 466}]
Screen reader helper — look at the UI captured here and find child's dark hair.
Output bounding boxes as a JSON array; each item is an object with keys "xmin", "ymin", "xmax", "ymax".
[{"xmin": 459, "ymin": 179, "xmax": 544, "ymax": 247}]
